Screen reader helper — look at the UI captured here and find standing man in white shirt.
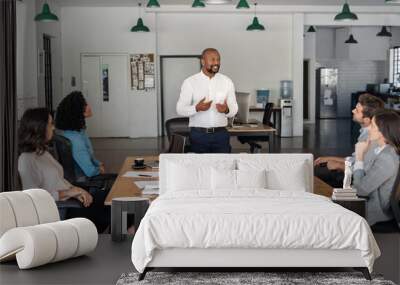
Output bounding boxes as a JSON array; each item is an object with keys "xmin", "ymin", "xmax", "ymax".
[{"xmin": 176, "ymin": 48, "xmax": 238, "ymax": 153}]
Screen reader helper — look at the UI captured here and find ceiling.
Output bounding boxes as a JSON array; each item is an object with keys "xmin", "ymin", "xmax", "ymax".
[{"xmin": 55, "ymin": 0, "xmax": 396, "ymax": 7}]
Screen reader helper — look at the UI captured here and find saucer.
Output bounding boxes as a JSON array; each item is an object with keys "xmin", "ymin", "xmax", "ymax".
[{"xmin": 132, "ymin": 165, "xmax": 147, "ymax": 170}]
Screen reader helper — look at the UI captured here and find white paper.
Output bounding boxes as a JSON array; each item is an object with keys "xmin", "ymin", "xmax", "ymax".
[
  {"xmin": 142, "ymin": 188, "xmax": 159, "ymax": 195},
  {"xmin": 134, "ymin": 181, "xmax": 159, "ymax": 195},
  {"xmin": 123, "ymin": 171, "xmax": 159, "ymax": 178},
  {"xmin": 323, "ymin": 89, "xmax": 332, "ymax": 98},
  {"xmin": 134, "ymin": 181, "xmax": 159, "ymax": 189}
]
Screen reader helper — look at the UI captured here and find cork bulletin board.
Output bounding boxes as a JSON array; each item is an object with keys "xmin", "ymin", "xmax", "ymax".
[{"xmin": 130, "ymin": 53, "xmax": 155, "ymax": 91}]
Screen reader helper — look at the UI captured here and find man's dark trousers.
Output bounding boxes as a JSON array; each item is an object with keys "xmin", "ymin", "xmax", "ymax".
[{"xmin": 189, "ymin": 128, "xmax": 231, "ymax": 153}]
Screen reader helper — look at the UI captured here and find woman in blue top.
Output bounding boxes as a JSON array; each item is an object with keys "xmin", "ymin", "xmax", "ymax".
[{"xmin": 55, "ymin": 91, "xmax": 105, "ymax": 179}]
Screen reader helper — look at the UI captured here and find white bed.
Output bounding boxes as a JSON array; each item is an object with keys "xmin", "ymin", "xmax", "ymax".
[{"xmin": 131, "ymin": 154, "xmax": 380, "ymax": 280}]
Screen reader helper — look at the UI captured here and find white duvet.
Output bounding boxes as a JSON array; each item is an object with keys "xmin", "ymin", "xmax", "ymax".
[{"xmin": 131, "ymin": 190, "xmax": 380, "ymax": 273}]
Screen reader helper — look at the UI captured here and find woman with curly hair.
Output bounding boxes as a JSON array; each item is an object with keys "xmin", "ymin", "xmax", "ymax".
[
  {"xmin": 353, "ymin": 109, "xmax": 400, "ymax": 226},
  {"xmin": 55, "ymin": 91, "xmax": 105, "ymax": 179},
  {"xmin": 18, "ymin": 108, "xmax": 110, "ymax": 232}
]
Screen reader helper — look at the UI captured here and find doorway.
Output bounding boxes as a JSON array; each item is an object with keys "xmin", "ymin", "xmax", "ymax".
[
  {"xmin": 160, "ymin": 55, "xmax": 201, "ymax": 136},
  {"xmin": 303, "ymin": 60, "xmax": 309, "ymax": 120},
  {"xmin": 81, "ymin": 54, "xmax": 129, "ymax": 137}
]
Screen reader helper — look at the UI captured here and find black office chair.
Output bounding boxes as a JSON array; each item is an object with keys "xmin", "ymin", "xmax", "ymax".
[
  {"xmin": 50, "ymin": 134, "xmax": 117, "ymax": 219},
  {"xmin": 50, "ymin": 134, "xmax": 77, "ymax": 182},
  {"xmin": 56, "ymin": 199, "xmax": 83, "ymax": 220},
  {"xmin": 50, "ymin": 134, "xmax": 114, "ymax": 188},
  {"xmin": 167, "ymin": 134, "xmax": 187, "ymax": 153},
  {"xmin": 165, "ymin": 117, "xmax": 190, "ymax": 142},
  {"xmin": 237, "ymin": 103, "xmax": 274, "ymax": 153},
  {"xmin": 371, "ymin": 168, "xmax": 400, "ymax": 233},
  {"xmin": 165, "ymin": 117, "xmax": 190, "ymax": 152}
]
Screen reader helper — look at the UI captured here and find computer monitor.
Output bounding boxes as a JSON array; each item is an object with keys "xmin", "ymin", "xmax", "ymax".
[{"xmin": 235, "ymin": 92, "xmax": 250, "ymax": 124}]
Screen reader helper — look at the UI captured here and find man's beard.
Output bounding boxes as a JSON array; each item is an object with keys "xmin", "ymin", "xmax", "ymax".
[{"xmin": 207, "ymin": 65, "xmax": 220, "ymax": 74}]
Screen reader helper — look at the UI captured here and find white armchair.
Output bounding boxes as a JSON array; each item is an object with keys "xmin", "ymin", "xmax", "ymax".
[{"xmin": 0, "ymin": 189, "xmax": 98, "ymax": 269}]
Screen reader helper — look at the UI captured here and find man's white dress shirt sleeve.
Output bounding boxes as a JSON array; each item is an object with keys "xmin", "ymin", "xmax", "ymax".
[
  {"xmin": 176, "ymin": 79, "xmax": 197, "ymax": 117},
  {"xmin": 224, "ymin": 80, "xmax": 238, "ymax": 118}
]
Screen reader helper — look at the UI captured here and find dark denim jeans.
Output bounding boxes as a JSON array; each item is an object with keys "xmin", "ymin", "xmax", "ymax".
[{"xmin": 189, "ymin": 128, "xmax": 231, "ymax": 153}]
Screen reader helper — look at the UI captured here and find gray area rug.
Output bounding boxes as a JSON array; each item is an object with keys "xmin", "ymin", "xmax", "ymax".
[{"xmin": 116, "ymin": 272, "xmax": 395, "ymax": 285}]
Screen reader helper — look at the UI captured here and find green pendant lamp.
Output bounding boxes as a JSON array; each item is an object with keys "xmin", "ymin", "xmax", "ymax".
[
  {"xmin": 147, "ymin": 0, "xmax": 160, "ymax": 8},
  {"xmin": 307, "ymin": 26, "xmax": 316, "ymax": 33},
  {"xmin": 377, "ymin": 26, "xmax": 392, "ymax": 37},
  {"xmin": 192, "ymin": 0, "xmax": 206, "ymax": 7},
  {"xmin": 345, "ymin": 34, "xmax": 358, "ymax": 44},
  {"xmin": 236, "ymin": 0, "xmax": 250, "ymax": 9},
  {"xmin": 247, "ymin": 3, "xmax": 265, "ymax": 31},
  {"xmin": 334, "ymin": 2, "xmax": 358, "ymax": 21},
  {"xmin": 131, "ymin": 3, "xmax": 150, "ymax": 32},
  {"xmin": 34, "ymin": 2, "xmax": 59, "ymax": 22}
]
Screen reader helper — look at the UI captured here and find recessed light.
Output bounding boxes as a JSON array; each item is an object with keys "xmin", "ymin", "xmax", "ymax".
[{"xmin": 204, "ymin": 0, "xmax": 233, "ymax": 4}]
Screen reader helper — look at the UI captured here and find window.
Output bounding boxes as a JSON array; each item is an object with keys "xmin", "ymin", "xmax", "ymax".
[{"xmin": 389, "ymin": 46, "xmax": 400, "ymax": 88}]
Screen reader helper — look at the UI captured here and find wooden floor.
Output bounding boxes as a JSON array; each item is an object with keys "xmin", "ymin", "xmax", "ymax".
[{"xmin": 94, "ymin": 119, "xmax": 355, "ymax": 174}]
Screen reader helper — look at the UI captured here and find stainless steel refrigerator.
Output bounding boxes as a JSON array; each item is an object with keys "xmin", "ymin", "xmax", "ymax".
[{"xmin": 316, "ymin": 68, "xmax": 338, "ymax": 119}]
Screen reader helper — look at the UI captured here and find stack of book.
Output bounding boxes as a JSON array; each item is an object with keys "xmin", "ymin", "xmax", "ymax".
[{"xmin": 332, "ymin": 188, "xmax": 358, "ymax": 200}]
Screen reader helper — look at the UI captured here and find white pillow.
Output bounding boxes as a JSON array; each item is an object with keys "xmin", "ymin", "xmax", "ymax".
[
  {"xmin": 265, "ymin": 162, "xmax": 308, "ymax": 191},
  {"xmin": 211, "ymin": 169, "xmax": 267, "ymax": 191},
  {"xmin": 238, "ymin": 159, "xmax": 308, "ymax": 191},
  {"xmin": 211, "ymin": 168, "xmax": 237, "ymax": 190},
  {"xmin": 237, "ymin": 169, "xmax": 267, "ymax": 189},
  {"xmin": 167, "ymin": 162, "xmax": 210, "ymax": 191}
]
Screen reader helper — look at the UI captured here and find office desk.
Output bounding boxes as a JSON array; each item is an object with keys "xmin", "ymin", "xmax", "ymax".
[
  {"xmin": 229, "ymin": 124, "xmax": 277, "ymax": 152},
  {"xmin": 314, "ymin": 176, "xmax": 333, "ymax": 197},
  {"xmin": 175, "ymin": 123, "xmax": 277, "ymax": 153},
  {"xmin": 105, "ymin": 156, "xmax": 159, "ymax": 205},
  {"xmin": 106, "ymin": 156, "xmax": 334, "ymax": 206}
]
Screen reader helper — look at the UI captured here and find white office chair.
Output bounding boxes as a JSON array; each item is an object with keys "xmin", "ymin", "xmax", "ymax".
[{"xmin": 0, "ymin": 189, "xmax": 98, "ymax": 269}]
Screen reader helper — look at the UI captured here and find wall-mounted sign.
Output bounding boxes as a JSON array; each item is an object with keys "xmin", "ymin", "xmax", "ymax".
[
  {"xmin": 102, "ymin": 64, "xmax": 109, "ymax": 101},
  {"xmin": 130, "ymin": 53, "xmax": 155, "ymax": 91}
]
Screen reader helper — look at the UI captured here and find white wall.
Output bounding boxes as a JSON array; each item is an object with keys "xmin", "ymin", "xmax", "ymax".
[
  {"xmin": 335, "ymin": 28, "xmax": 349, "ymax": 60},
  {"xmin": 16, "ymin": 0, "xmax": 38, "ymax": 118},
  {"xmin": 61, "ymin": 7, "xmax": 158, "ymax": 138},
  {"xmin": 316, "ymin": 28, "xmax": 335, "ymax": 60},
  {"xmin": 291, "ymin": 14, "xmax": 304, "ymax": 135},
  {"xmin": 304, "ymin": 30, "xmax": 316, "ymax": 123},
  {"xmin": 390, "ymin": 27, "xmax": 400, "ymax": 47},
  {"xmin": 347, "ymin": 27, "xmax": 390, "ymax": 61},
  {"xmin": 156, "ymin": 12, "xmax": 293, "ymax": 115}
]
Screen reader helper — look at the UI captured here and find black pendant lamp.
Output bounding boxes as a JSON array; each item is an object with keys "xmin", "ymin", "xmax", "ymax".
[
  {"xmin": 345, "ymin": 34, "xmax": 358, "ymax": 44},
  {"xmin": 376, "ymin": 26, "xmax": 392, "ymax": 37},
  {"xmin": 307, "ymin": 26, "xmax": 316, "ymax": 33}
]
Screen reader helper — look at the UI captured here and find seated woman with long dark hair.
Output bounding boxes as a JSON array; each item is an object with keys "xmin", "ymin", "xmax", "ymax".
[
  {"xmin": 353, "ymin": 109, "xmax": 400, "ymax": 226},
  {"xmin": 55, "ymin": 91, "xmax": 111, "ymax": 180},
  {"xmin": 18, "ymin": 108, "xmax": 110, "ymax": 232}
]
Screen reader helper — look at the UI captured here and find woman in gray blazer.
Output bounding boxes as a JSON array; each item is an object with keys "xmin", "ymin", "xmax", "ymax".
[
  {"xmin": 353, "ymin": 109, "xmax": 400, "ymax": 226},
  {"xmin": 18, "ymin": 108, "xmax": 110, "ymax": 232}
]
